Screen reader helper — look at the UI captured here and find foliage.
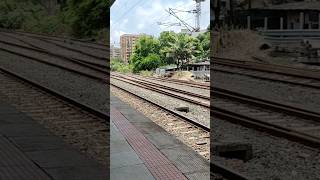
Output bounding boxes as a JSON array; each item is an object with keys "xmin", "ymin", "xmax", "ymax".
[
  {"xmin": 63, "ymin": 0, "xmax": 108, "ymax": 38},
  {"xmin": 129, "ymin": 31, "xmax": 209, "ymax": 72},
  {"xmin": 196, "ymin": 31, "xmax": 210, "ymax": 60},
  {"xmin": 158, "ymin": 31, "xmax": 176, "ymax": 64},
  {"xmin": 0, "ymin": 0, "xmax": 108, "ymax": 39},
  {"xmin": 139, "ymin": 70, "xmax": 153, "ymax": 77},
  {"xmin": 162, "ymin": 33, "xmax": 202, "ymax": 69},
  {"xmin": 111, "ymin": 60, "xmax": 132, "ymax": 73},
  {"xmin": 130, "ymin": 35, "xmax": 162, "ymax": 72}
]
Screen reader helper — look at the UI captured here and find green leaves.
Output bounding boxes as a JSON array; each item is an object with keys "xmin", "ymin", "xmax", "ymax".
[
  {"xmin": 130, "ymin": 35, "xmax": 162, "ymax": 73},
  {"xmin": 0, "ymin": 0, "xmax": 108, "ymax": 38}
]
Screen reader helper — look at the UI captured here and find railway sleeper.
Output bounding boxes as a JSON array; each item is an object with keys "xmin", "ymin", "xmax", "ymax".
[{"xmin": 213, "ymin": 141, "xmax": 253, "ymax": 162}]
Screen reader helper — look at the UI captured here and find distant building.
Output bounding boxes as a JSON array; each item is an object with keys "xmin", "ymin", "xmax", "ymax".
[
  {"xmin": 191, "ymin": 29, "xmax": 208, "ymax": 37},
  {"xmin": 111, "ymin": 45, "xmax": 121, "ymax": 59},
  {"xmin": 120, "ymin": 34, "xmax": 141, "ymax": 63},
  {"xmin": 233, "ymin": 1, "xmax": 320, "ymax": 30}
]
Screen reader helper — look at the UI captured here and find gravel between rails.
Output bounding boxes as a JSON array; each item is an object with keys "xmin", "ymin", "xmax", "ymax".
[
  {"xmin": 110, "ymin": 87, "xmax": 210, "ymax": 160},
  {"xmin": 0, "ymin": 32, "xmax": 107, "ymax": 66},
  {"xmin": 212, "ymin": 116, "xmax": 320, "ymax": 180},
  {"xmin": 111, "ymin": 78, "xmax": 210, "ymax": 128},
  {"xmin": 11, "ymin": 31, "xmax": 108, "ymax": 50},
  {"xmin": 0, "ymin": 50, "xmax": 109, "ymax": 112},
  {"xmin": 0, "ymin": 72, "xmax": 108, "ymax": 165},
  {"xmin": 112, "ymin": 76, "xmax": 209, "ymax": 105},
  {"xmin": 213, "ymin": 71, "xmax": 320, "ymax": 112},
  {"xmin": 126, "ymin": 73, "xmax": 210, "ymax": 96},
  {"xmin": 0, "ymin": 33, "xmax": 34, "ymax": 48},
  {"xmin": 0, "ymin": 41, "xmax": 107, "ymax": 78},
  {"xmin": 40, "ymin": 38, "xmax": 109, "ymax": 58}
]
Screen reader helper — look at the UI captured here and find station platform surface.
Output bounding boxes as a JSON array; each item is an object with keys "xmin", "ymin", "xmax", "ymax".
[
  {"xmin": 0, "ymin": 98, "xmax": 108, "ymax": 180},
  {"xmin": 110, "ymin": 95, "xmax": 209, "ymax": 180}
]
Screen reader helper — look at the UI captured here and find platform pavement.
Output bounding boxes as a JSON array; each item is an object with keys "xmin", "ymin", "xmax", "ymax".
[
  {"xmin": 0, "ymin": 97, "xmax": 108, "ymax": 180},
  {"xmin": 110, "ymin": 94, "xmax": 210, "ymax": 180}
]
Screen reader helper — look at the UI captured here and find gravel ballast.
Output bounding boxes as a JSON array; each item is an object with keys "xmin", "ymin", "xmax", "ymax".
[
  {"xmin": 111, "ymin": 87, "xmax": 210, "ymax": 159},
  {"xmin": 212, "ymin": 116, "xmax": 320, "ymax": 180},
  {"xmin": 213, "ymin": 71, "xmax": 320, "ymax": 112},
  {"xmin": 111, "ymin": 78, "xmax": 210, "ymax": 128},
  {"xmin": 0, "ymin": 50, "xmax": 109, "ymax": 112}
]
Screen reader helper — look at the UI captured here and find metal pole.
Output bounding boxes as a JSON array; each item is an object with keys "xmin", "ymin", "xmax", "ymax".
[
  {"xmin": 264, "ymin": 17, "xmax": 268, "ymax": 30},
  {"xmin": 300, "ymin": 12, "xmax": 304, "ymax": 29},
  {"xmin": 280, "ymin": 17, "xmax": 283, "ymax": 30},
  {"xmin": 318, "ymin": 13, "xmax": 320, "ymax": 29},
  {"xmin": 247, "ymin": 16, "xmax": 251, "ymax": 30}
]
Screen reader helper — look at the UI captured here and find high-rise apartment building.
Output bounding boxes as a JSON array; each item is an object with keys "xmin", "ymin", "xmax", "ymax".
[
  {"xmin": 111, "ymin": 45, "xmax": 121, "ymax": 59},
  {"xmin": 120, "ymin": 34, "xmax": 141, "ymax": 63}
]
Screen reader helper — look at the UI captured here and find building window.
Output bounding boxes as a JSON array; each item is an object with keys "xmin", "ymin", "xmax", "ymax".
[{"xmin": 309, "ymin": 12, "xmax": 318, "ymax": 22}]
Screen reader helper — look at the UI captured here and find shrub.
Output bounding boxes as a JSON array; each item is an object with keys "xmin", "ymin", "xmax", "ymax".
[{"xmin": 132, "ymin": 54, "xmax": 161, "ymax": 73}]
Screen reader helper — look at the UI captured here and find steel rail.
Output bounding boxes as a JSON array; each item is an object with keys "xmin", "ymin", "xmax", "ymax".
[
  {"xmin": 0, "ymin": 67, "xmax": 108, "ymax": 121},
  {"xmin": 213, "ymin": 57, "xmax": 320, "ymax": 81}
]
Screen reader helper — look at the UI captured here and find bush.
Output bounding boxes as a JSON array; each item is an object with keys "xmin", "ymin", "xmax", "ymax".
[
  {"xmin": 132, "ymin": 54, "xmax": 161, "ymax": 73},
  {"xmin": 111, "ymin": 60, "xmax": 132, "ymax": 73},
  {"xmin": 140, "ymin": 70, "xmax": 153, "ymax": 77}
]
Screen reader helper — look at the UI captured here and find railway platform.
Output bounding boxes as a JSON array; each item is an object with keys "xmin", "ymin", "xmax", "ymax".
[
  {"xmin": 0, "ymin": 98, "xmax": 108, "ymax": 180},
  {"xmin": 110, "ymin": 94, "xmax": 209, "ymax": 180}
]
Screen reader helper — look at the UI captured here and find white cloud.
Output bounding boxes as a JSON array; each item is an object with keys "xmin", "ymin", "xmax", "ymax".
[{"xmin": 137, "ymin": 23, "xmax": 145, "ymax": 30}]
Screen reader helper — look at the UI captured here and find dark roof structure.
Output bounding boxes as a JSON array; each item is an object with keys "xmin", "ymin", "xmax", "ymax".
[{"xmin": 253, "ymin": 1, "xmax": 320, "ymax": 11}]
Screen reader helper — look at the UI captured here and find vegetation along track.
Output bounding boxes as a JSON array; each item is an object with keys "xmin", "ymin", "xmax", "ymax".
[
  {"xmin": 0, "ymin": 67, "xmax": 108, "ymax": 165},
  {"xmin": 213, "ymin": 57, "xmax": 320, "ymax": 89}
]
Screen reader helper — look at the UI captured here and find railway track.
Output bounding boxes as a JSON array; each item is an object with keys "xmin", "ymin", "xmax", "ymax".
[
  {"xmin": 0, "ymin": 28, "xmax": 108, "ymax": 51},
  {"xmin": 110, "ymin": 75, "xmax": 250, "ymax": 180},
  {"xmin": 213, "ymin": 57, "xmax": 320, "ymax": 89},
  {"xmin": 0, "ymin": 67, "xmax": 108, "ymax": 165},
  {"xmin": 0, "ymin": 32, "xmax": 108, "ymax": 66},
  {"xmin": 3, "ymin": 31, "xmax": 109, "ymax": 61},
  {"xmin": 0, "ymin": 38, "xmax": 109, "ymax": 81},
  {"xmin": 3, "ymin": 32, "xmax": 319, "ymax": 150},
  {"xmin": 112, "ymin": 73, "xmax": 320, "ymax": 148}
]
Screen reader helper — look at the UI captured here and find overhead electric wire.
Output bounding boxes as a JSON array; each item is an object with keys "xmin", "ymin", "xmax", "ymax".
[{"xmin": 112, "ymin": 0, "xmax": 148, "ymax": 26}]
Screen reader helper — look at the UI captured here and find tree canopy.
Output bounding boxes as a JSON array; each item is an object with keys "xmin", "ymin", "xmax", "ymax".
[
  {"xmin": 0, "ymin": 0, "xmax": 109, "ymax": 38},
  {"xmin": 128, "ymin": 31, "xmax": 210, "ymax": 72}
]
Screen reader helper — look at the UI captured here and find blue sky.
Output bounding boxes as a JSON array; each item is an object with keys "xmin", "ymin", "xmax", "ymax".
[{"xmin": 111, "ymin": 0, "xmax": 210, "ymax": 47}]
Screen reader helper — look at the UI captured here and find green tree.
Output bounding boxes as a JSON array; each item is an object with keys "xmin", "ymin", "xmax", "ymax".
[
  {"xmin": 158, "ymin": 31, "xmax": 176, "ymax": 64},
  {"xmin": 196, "ymin": 31, "xmax": 210, "ymax": 60},
  {"xmin": 64, "ymin": 0, "xmax": 108, "ymax": 38},
  {"xmin": 163, "ymin": 33, "xmax": 201, "ymax": 69},
  {"xmin": 130, "ymin": 35, "xmax": 161, "ymax": 72}
]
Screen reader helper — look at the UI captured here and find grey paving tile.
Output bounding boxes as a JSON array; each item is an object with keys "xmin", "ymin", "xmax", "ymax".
[
  {"xmin": 131, "ymin": 122, "xmax": 167, "ymax": 134},
  {"xmin": 160, "ymin": 146, "xmax": 209, "ymax": 174},
  {"xmin": 110, "ymin": 139, "xmax": 132, "ymax": 154},
  {"xmin": 123, "ymin": 114, "xmax": 152, "ymax": 123},
  {"xmin": 0, "ymin": 124, "xmax": 50, "ymax": 137},
  {"xmin": 111, "ymin": 150, "xmax": 143, "ymax": 169},
  {"xmin": 26, "ymin": 149, "xmax": 99, "ymax": 168},
  {"xmin": 185, "ymin": 171, "xmax": 210, "ymax": 180},
  {"xmin": 110, "ymin": 164, "xmax": 155, "ymax": 180},
  {"xmin": 47, "ymin": 166, "xmax": 108, "ymax": 180},
  {"xmin": 144, "ymin": 132, "xmax": 182, "ymax": 150},
  {"xmin": 111, "ymin": 127, "xmax": 126, "ymax": 142},
  {"xmin": 10, "ymin": 136, "xmax": 65, "ymax": 152},
  {"xmin": 0, "ymin": 114, "xmax": 34, "ymax": 124}
]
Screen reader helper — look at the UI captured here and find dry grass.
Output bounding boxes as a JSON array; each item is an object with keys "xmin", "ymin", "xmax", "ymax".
[
  {"xmin": 171, "ymin": 71, "xmax": 194, "ymax": 81},
  {"xmin": 217, "ymin": 30, "xmax": 271, "ymax": 61}
]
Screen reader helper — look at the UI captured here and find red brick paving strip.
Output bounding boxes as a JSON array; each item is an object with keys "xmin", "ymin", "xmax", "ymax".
[{"xmin": 111, "ymin": 108, "xmax": 188, "ymax": 180}]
